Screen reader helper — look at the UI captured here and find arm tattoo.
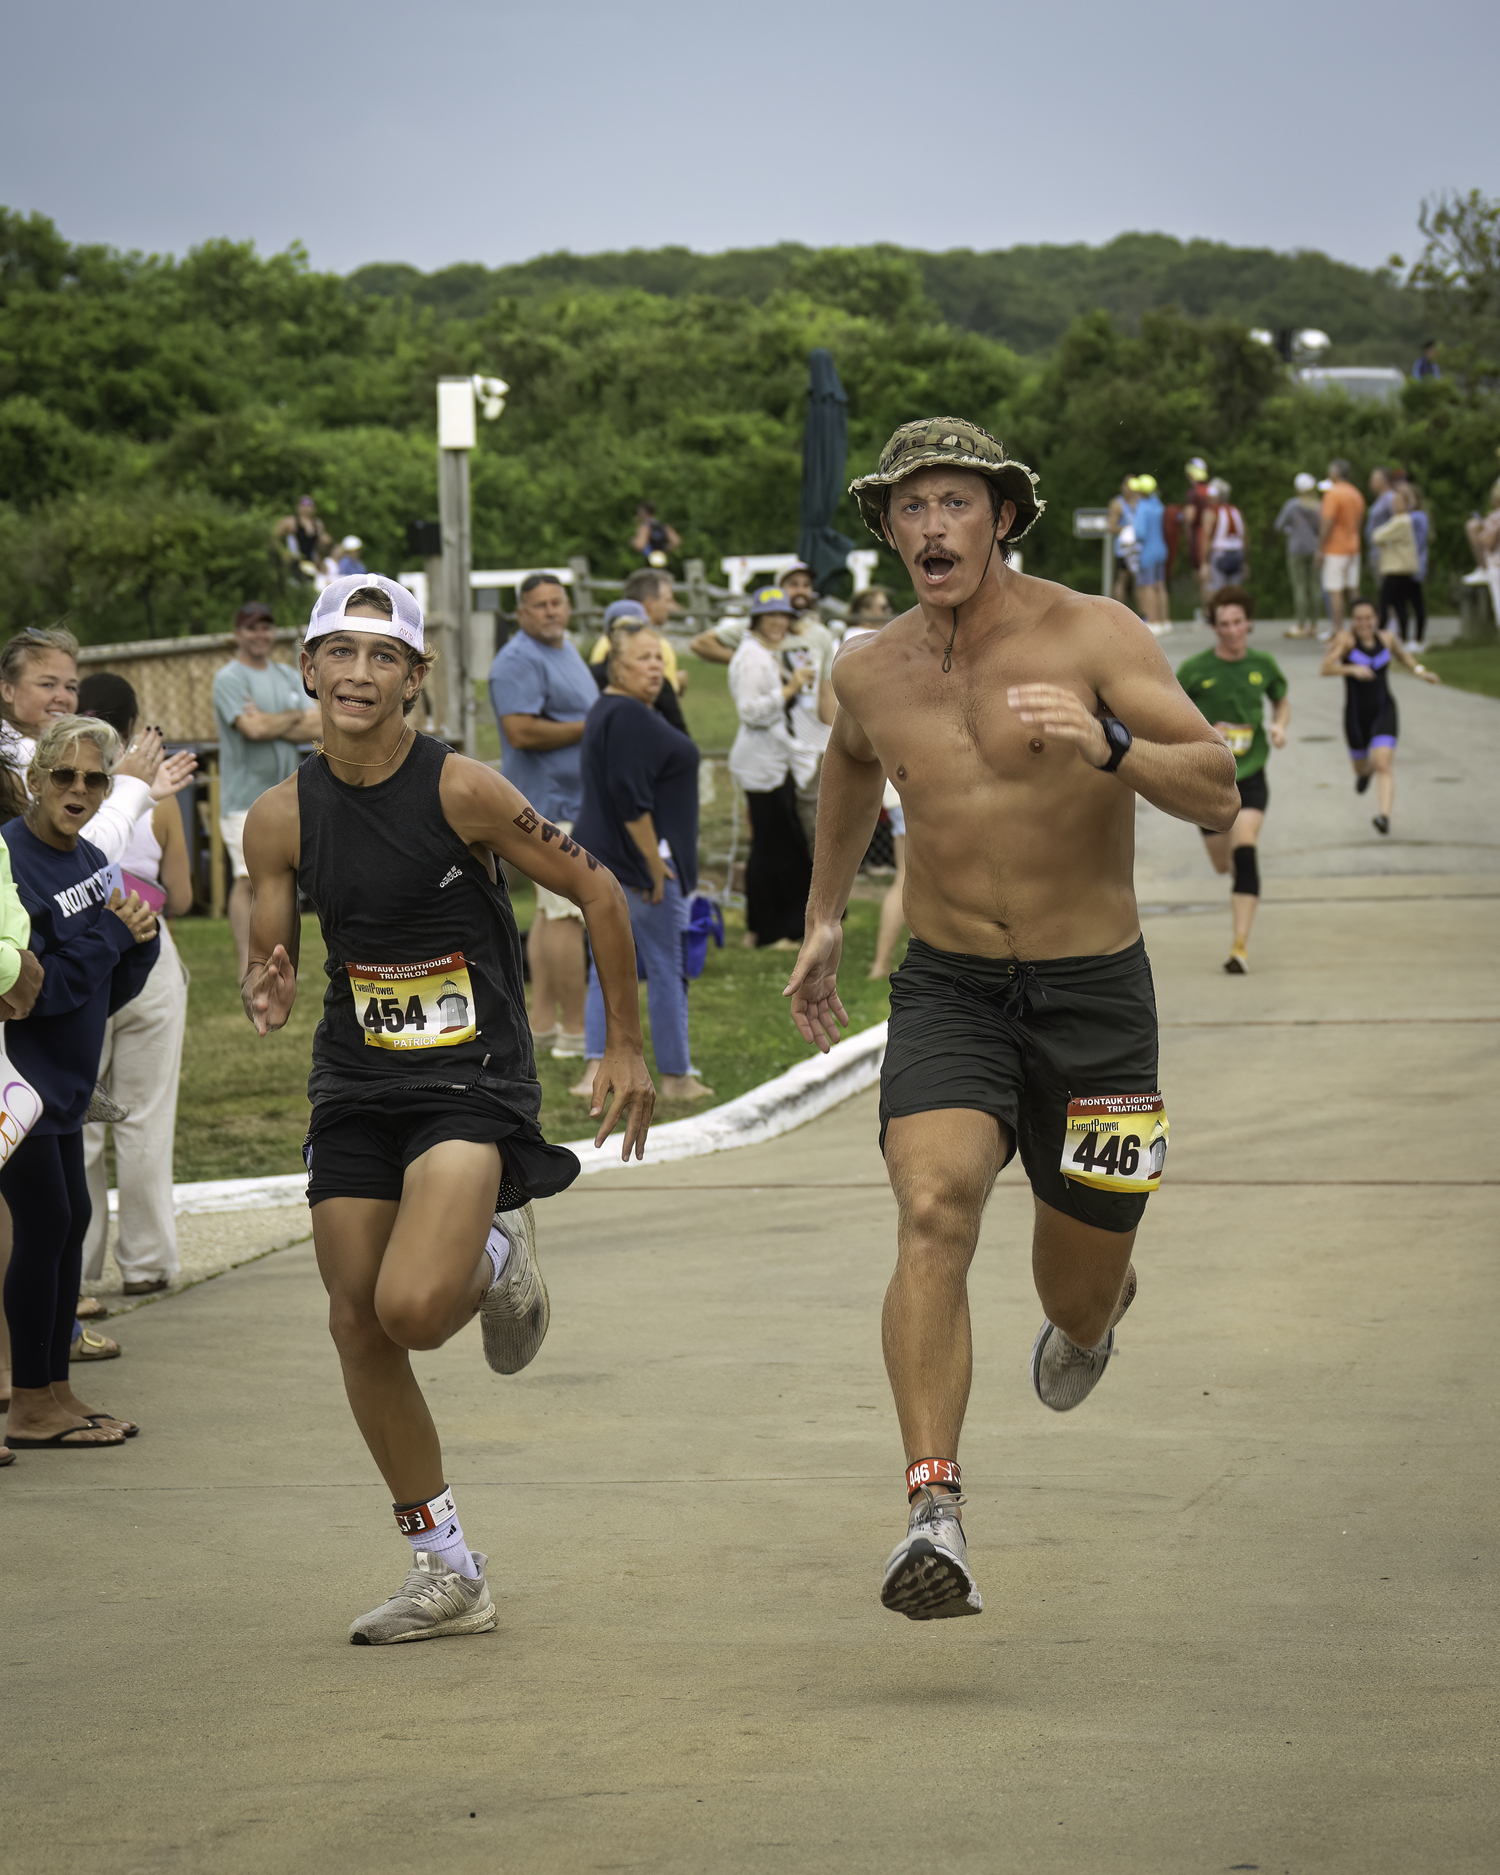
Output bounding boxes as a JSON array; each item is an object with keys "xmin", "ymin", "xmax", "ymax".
[{"xmin": 511, "ymin": 806, "xmax": 599, "ymax": 869}]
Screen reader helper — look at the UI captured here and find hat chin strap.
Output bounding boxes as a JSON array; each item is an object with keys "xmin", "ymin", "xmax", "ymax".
[{"xmin": 942, "ymin": 530, "xmax": 1001, "ymax": 674}]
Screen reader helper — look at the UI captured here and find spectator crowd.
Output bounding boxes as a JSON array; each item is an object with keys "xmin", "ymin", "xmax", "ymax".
[{"xmin": 1108, "ymin": 454, "xmax": 1445, "ymax": 644}]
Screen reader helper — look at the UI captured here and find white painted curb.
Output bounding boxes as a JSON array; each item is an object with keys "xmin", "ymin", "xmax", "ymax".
[{"xmin": 115, "ymin": 1022, "xmax": 888, "ymax": 1219}]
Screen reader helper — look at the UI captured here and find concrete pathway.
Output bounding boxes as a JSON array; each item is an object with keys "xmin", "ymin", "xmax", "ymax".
[{"xmin": 4, "ymin": 641, "xmax": 1496, "ymax": 1874}]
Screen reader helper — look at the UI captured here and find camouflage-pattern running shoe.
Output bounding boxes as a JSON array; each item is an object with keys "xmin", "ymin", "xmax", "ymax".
[{"xmin": 348, "ymin": 1550, "xmax": 496, "ymax": 1645}]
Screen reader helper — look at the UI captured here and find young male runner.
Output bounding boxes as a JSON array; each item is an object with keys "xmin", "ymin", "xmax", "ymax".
[
  {"xmin": 241, "ymin": 574, "xmax": 654, "ymax": 1645},
  {"xmin": 1175, "ymin": 587, "xmax": 1289, "ymax": 974},
  {"xmin": 785, "ymin": 420, "xmax": 1238, "ymax": 1622}
]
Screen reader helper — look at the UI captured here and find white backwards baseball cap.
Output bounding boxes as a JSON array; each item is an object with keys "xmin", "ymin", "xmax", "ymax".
[
  {"xmin": 1294, "ymin": 472, "xmax": 1316, "ymax": 492},
  {"xmin": 306, "ymin": 573, "xmax": 425, "ymax": 651}
]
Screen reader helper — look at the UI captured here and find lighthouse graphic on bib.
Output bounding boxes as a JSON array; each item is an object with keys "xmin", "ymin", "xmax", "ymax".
[{"xmin": 436, "ymin": 979, "xmax": 471, "ymax": 1035}]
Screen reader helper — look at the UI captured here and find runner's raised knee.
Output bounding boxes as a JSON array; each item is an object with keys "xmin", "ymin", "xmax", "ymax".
[
  {"xmin": 1231, "ymin": 844, "xmax": 1259, "ymax": 896},
  {"xmin": 376, "ymin": 1283, "xmax": 457, "ymax": 1351}
]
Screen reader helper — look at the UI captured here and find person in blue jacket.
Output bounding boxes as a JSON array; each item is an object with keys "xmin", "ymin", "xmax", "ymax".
[{"xmin": 1, "ymin": 715, "xmax": 159, "ymax": 1450}]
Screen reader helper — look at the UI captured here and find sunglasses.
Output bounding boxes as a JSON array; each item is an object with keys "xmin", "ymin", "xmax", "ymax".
[{"xmin": 44, "ymin": 766, "xmax": 110, "ymax": 794}]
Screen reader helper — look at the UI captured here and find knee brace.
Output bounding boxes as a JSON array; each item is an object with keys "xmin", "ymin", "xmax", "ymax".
[{"xmin": 1231, "ymin": 844, "xmax": 1260, "ymax": 897}]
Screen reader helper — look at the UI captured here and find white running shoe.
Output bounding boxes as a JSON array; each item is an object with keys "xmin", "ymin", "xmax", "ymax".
[
  {"xmin": 348, "ymin": 1550, "xmax": 497, "ymax": 1645},
  {"xmin": 1031, "ymin": 1266, "xmax": 1137, "ymax": 1412},
  {"xmin": 879, "ymin": 1487, "xmax": 983, "ymax": 1620},
  {"xmin": 480, "ymin": 1200, "xmax": 550, "ymax": 1374}
]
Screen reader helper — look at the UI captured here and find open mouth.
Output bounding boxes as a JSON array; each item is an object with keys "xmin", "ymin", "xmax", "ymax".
[
  {"xmin": 332, "ymin": 692, "xmax": 376, "ymax": 714},
  {"xmin": 919, "ymin": 553, "xmax": 956, "ymax": 585}
]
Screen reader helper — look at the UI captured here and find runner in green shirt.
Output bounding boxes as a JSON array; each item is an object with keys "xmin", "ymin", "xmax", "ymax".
[{"xmin": 1174, "ymin": 586, "xmax": 1290, "ymax": 974}]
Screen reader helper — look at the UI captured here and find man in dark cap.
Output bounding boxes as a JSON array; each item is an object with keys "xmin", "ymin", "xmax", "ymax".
[{"xmin": 785, "ymin": 418, "xmax": 1239, "ymax": 1623}]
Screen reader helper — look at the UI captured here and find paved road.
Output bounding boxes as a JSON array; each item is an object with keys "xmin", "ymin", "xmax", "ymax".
[
  {"xmin": 4, "ymin": 640, "xmax": 1497, "ymax": 1874},
  {"xmin": 1139, "ymin": 620, "xmax": 1495, "ymax": 890}
]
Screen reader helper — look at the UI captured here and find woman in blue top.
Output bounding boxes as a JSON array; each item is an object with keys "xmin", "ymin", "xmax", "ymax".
[
  {"xmin": 1131, "ymin": 474, "xmax": 1170, "ymax": 635},
  {"xmin": 571, "ymin": 624, "xmax": 712, "ymax": 1103},
  {"xmin": 1, "ymin": 716, "xmax": 159, "ymax": 1449}
]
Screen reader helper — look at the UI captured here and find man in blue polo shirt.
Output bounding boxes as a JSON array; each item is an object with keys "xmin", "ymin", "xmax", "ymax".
[{"xmin": 488, "ymin": 573, "xmax": 599, "ymax": 1058}]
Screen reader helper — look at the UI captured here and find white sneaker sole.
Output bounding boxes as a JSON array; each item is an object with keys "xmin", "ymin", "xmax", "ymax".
[
  {"xmin": 480, "ymin": 1201, "xmax": 550, "ymax": 1375},
  {"xmin": 880, "ymin": 1536, "xmax": 983, "ymax": 1620},
  {"xmin": 349, "ymin": 1598, "xmax": 498, "ymax": 1645}
]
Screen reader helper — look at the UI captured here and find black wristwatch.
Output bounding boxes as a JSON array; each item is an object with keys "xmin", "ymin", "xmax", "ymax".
[{"xmin": 1097, "ymin": 715, "xmax": 1132, "ymax": 774}]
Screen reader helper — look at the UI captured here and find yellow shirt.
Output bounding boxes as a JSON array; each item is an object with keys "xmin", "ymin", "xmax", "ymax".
[{"xmin": 0, "ymin": 838, "xmax": 31, "ymax": 996}]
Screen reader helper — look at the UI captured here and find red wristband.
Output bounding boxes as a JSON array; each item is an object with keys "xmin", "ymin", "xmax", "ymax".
[
  {"xmin": 393, "ymin": 1486, "xmax": 456, "ymax": 1535},
  {"xmin": 906, "ymin": 1457, "xmax": 961, "ymax": 1498}
]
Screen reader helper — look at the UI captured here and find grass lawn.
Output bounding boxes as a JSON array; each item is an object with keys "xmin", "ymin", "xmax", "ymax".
[
  {"xmin": 1424, "ymin": 642, "xmax": 1500, "ymax": 699},
  {"xmin": 168, "ymin": 897, "xmax": 902, "ymax": 1184}
]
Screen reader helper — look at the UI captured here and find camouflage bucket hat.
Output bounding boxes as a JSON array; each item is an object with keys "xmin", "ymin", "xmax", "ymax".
[{"xmin": 848, "ymin": 418, "xmax": 1044, "ymax": 545}]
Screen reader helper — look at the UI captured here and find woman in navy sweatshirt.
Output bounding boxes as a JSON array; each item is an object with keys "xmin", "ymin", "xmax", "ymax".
[{"xmin": 1, "ymin": 716, "xmax": 158, "ymax": 1449}]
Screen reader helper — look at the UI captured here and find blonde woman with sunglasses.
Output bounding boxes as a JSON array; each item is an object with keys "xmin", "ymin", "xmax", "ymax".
[{"xmin": 0, "ymin": 717, "xmax": 158, "ymax": 1450}]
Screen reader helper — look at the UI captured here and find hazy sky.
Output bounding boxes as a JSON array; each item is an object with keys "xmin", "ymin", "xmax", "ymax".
[{"xmin": 5, "ymin": 0, "xmax": 1495, "ymax": 277}]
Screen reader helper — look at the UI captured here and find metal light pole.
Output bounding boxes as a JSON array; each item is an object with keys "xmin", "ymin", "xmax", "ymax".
[
  {"xmin": 436, "ymin": 378, "xmax": 476, "ymax": 754},
  {"xmin": 434, "ymin": 375, "xmax": 508, "ymax": 756}
]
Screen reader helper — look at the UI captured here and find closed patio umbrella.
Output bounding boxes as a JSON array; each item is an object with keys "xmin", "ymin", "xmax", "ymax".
[{"xmin": 796, "ymin": 348, "xmax": 856, "ymax": 592}]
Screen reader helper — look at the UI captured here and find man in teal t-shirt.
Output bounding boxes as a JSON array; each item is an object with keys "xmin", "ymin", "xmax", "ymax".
[
  {"xmin": 1174, "ymin": 586, "xmax": 1289, "ymax": 975},
  {"xmin": 212, "ymin": 601, "xmax": 321, "ymax": 974}
]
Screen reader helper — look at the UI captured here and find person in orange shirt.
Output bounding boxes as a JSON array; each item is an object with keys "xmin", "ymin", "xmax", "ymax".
[{"xmin": 1318, "ymin": 459, "xmax": 1366, "ymax": 640}]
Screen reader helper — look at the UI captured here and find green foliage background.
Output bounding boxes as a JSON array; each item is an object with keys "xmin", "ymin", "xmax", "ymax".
[{"xmin": 1, "ymin": 209, "xmax": 1496, "ymax": 643}]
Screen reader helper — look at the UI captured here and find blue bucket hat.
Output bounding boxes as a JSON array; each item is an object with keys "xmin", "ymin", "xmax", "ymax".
[
  {"xmin": 749, "ymin": 586, "xmax": 796, "ymax": 617},
  {"xmin": 602, "ymin": 599, "xmax": 650, "ymax": 627}
]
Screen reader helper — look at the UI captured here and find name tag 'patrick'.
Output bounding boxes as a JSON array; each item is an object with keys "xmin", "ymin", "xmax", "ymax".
[{"xmin": 346, "ymin": 951, "xmax": 477, "ymax": 1050}]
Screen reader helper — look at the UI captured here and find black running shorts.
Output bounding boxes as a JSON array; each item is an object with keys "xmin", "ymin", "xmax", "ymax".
[
  {"xmin": 303, "ymin": 1087, "xmax": 580, "ymax": 1211},
  {"xmin": 879, "ymin": 935, "xmax": 1161, "ymax": 1232}
]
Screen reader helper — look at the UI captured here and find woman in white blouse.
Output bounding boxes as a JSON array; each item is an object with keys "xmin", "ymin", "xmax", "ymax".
[{"xmin": 727, "ymin": 587, "xmax": 818, "ymax": 950}]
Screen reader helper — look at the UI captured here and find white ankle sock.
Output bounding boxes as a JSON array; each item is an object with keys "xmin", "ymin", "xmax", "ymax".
[
  {"xmin": 482, "ymin": 1222, "xmax": 511, "ymax": 1290},
  {"xmin": 395, "ymin": 1486, "xmax": 479, "ymax": 1578}
]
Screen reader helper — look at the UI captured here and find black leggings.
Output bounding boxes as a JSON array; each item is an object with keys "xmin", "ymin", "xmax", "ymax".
[
  {"xmin": 745, "ymin": 778, "xmax": 813, "ymax": 947},
  {"xmin": 0, "ymin": 1130, "xmax": 90, "ymax": 1389},
  {"xmin": 1380, "ymin": 574, "xmax": 1426, "ymax": 643}
]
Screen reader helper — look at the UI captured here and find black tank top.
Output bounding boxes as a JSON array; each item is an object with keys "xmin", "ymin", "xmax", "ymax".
[
  {"xmin": 297, "ymin": 732, "xmax": 538, "ymax": 1117},
  {"xmin": 1345, "ymin": 635, "xmax": 1392, "ymax": 709}
]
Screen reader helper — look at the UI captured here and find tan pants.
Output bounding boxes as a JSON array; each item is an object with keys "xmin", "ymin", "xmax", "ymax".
[{"xmin": 82, "ymin": 923, "xmax": 189, "ymax": 1285}]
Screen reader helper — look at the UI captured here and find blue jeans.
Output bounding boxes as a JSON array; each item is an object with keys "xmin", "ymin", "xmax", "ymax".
[{"xmin": 583, "ymin": 874, "xmax": 691, "ymax": 1075}]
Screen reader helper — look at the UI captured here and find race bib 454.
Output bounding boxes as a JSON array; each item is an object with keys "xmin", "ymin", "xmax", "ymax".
[
  {"xmin": 346, "ymin": 951, "xmax": 476, "ymax": 1050},
  {"xmin": 1061, "ymin": 1093, "xmax": 1169, "ymax": 1194}
]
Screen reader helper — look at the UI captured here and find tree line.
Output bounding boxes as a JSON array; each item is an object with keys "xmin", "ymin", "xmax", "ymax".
[{"xmin": 0, "ymin": 206, "xmax": 1495, "ymax": 645}]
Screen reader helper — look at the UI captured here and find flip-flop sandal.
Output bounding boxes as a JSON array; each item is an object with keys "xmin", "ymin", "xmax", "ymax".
[
  {"xmin": 5, "ymin": 1424, "xmax": 125, "ymax": 1448},
  {"xmin": 0, "ymin": 1447, "xmax": 14, "ymax": 1466},
  {"xmin": 87, "ymin": 1414, "xmax": 139, "ymax": 1438},
  {"xmin": 75, "ymin": 1297, "xmax": 108, "ymax": 1321},
  {"xmin": 71, "ymin": 1328, "xmax": 122, "ymax": 1362}
]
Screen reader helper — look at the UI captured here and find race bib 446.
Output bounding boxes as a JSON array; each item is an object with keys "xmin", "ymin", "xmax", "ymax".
[
  {"xmin": 346, "ymin": 951, "xmax": 476, "ymax": 1050},
  {"xmin": 1061, "ymin": 1093, "xmax": 1169, "ymax": 1194}
]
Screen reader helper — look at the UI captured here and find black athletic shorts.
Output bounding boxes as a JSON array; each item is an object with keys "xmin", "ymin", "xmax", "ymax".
[
  {"xmin": 303, "ymin": 1086, "xmax": 580, "ymax": 1211},
  {"xmin": 1201, "ymin": 766, "xmax": 1267, "ymax": 833},
  {"xmin": 879, "ymin": 935, "xmax": 1160, "ymax": 1232}
]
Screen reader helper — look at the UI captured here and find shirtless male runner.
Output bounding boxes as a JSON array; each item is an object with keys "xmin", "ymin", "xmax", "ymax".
[
  {"xmin": 242, "ymin": 575, "xmax": 654, "ymax": 1644},
  {"xmin": 786, "ymin": 420, "xmax": 1239, "ymax": 1621}
]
